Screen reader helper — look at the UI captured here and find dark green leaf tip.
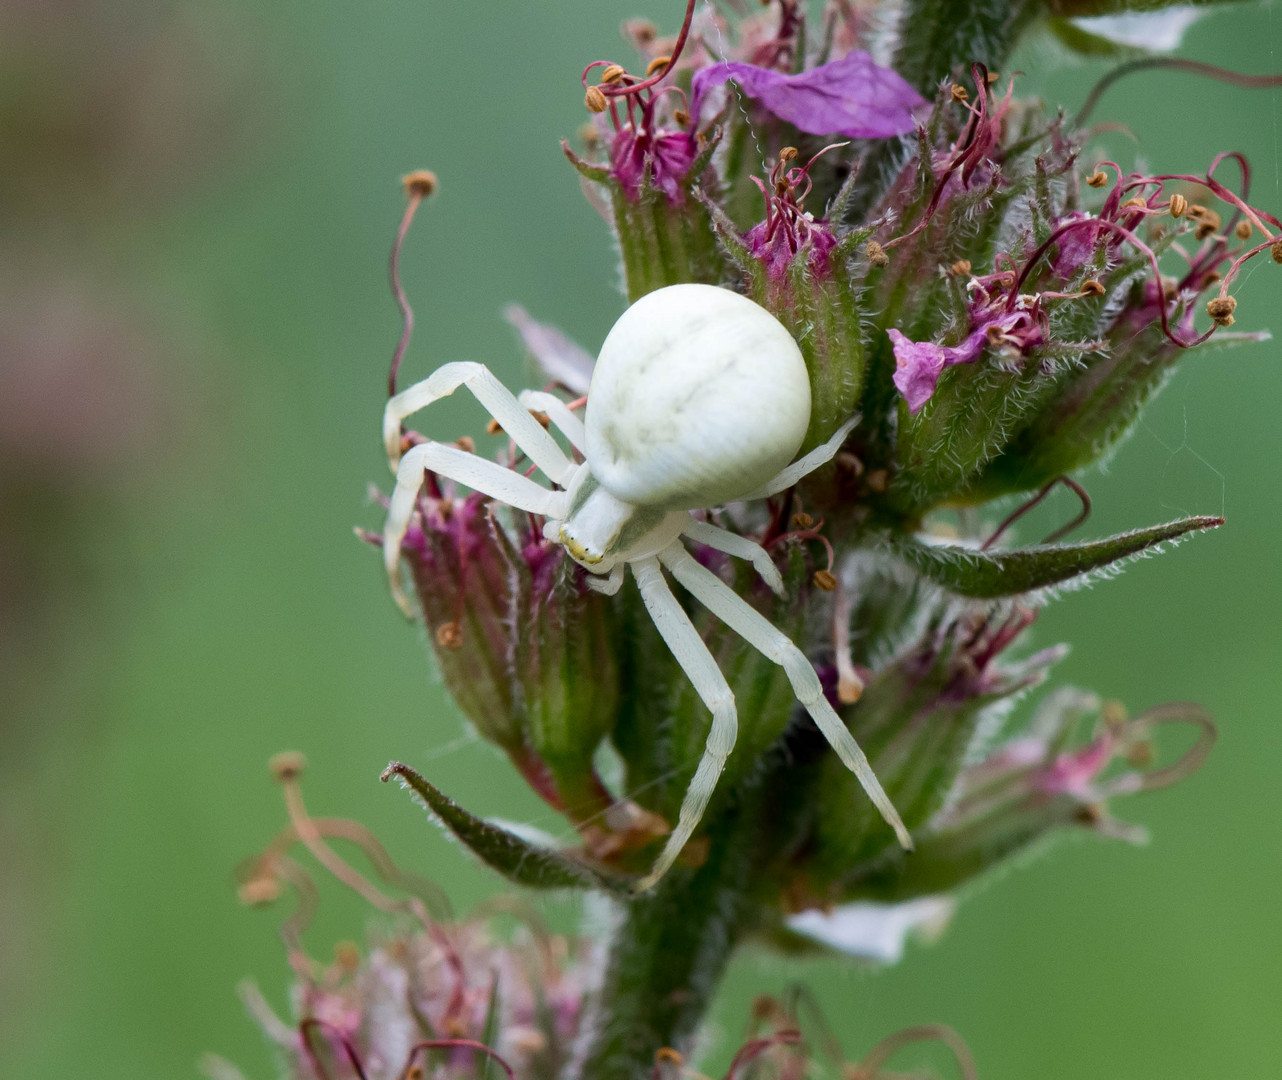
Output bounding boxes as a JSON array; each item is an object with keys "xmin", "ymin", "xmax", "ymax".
[
  {"xmin": 381, "ymin": 761, "xmax": 629, "ymax": 895},
  {"xmin": 897, "ymin": 515, "xmax": 1224, "ymax": 599}
]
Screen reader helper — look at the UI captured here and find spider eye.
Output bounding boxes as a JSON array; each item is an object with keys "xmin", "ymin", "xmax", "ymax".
[{"xmin": 585, "ymin": 284, "xmax": 811, "ymax": 510}]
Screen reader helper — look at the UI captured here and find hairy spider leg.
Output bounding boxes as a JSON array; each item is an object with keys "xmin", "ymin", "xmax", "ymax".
[
  {"xmin": 384, "ymin": 362, "xmax": 576, "ymax": 486},
  {"xmin": 631, "ymin": 556, "xmax": 739, "ymax": 893},
  {"xmin": 660, "ymin": 543, "xmax": 913, "ymax": 852},
  {"xmin": 383, "ymin": 441, "xmax": 567, "ymax": 617},
  {"xmin": 517, "ymin": 389, "xmax": 587, "ymax": 454},
  {"xmin": 681, "ymin": 518, "xmax": 785, "ymax": 598},
  {"xmin": 741, "ymin": 414, "xmax": 861, "ymax": 500}
]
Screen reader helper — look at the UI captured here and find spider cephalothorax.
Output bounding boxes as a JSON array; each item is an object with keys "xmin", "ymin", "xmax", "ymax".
[{"xmin": 382, "ymin": 283, "xmax": 911, "ymax": 890}]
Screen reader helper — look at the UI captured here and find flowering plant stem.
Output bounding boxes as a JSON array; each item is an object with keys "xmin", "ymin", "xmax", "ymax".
[{"xmin": 577, "ymin": 782, "xmax": 767, "ymax": 1080}]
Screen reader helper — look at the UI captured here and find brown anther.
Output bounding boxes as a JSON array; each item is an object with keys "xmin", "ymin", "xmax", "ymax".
[
  {"xmin": 486, "ymin": 418, "xmax": 503, "ymax": 436},
  {"xmin": 1271, "ymin": 238, "xmax": 1282, "ymax": 263},
  {"xmin": 645, "ymin": 55, "xmax": 671, "ymax": 77},
  {"xmin": 1101, "ymin": 699, "xmax": 1127, "ymax": 729},
  {"xmin": 436, "ymin": 621, "xmax": 464, "ymax": 649},
  {"xmin": 950, "ymin": 83, "xmax": 969, "ymax": 103},
  {"xmin": 779, "ymin": 145, "xmax": 799, "ymax": 163},
  {"xmin": 454, "ymin": 435, "xmax": 476, "ymax": 453},
  {"xmin": 1074, "ymin": 803, "xmax": 1107, "ymax": 827},
  {"xmin": 1186, "ymin": 203, "xmax": 1210, "ymax": 219},
  {"xmin": 838, "ymin": 672, "xmax": 864, "ymax": 705},
  {"xmin": 584, "ymin": 86, "xmax": 608, "ymax": 114},
  {"xmin": 813, "ymin": 569, "xmax": 838, "ymax": 592},
  {"xmin": 1081, "ymin": 279, "xmax": 1106, "ymax": 297},
  {"xmin": 578, "ymin": 122, "xmax": 601, "ymax": 148},
  {"xmin": 269, "ymin": 751, "xmax": 307, "ymax": 782},
  {"xmin": 334, "ymin": 941, "xmax": 361, "ymax": 973},
  {"xmin": 865, "ymin": 240, "xmax": 889, "ymax": 268},
  {"xmin": 1195, "ymin": 214, "xmax": 1221, "ymax": 241},
  {"xmin": 401, "ymin": 170, "xmax": 438, "ymax": 199},
  {"xmin": 791, "ymin": 511, "xmax": 815, "ymax": 529},
  {"xmin": 1121, "ymin": 197, "xmax": 1148, "ymax": 210},
  {"xmin": 399, "ymin": 433, "xmax": 417, "ymax": 455},
  {"xmin": 1160, "ymin": 275, "xmax": 1178, "ymax": 301},
  {"xmin": 655, "ymin": 1048, "xmax": 684, "ymax": 1067},
  {"xmin": 529, "ymin": 410, "xmax": 551, "ymax": 429},
  {"xmin": 987, "ymin": 70, "xmax": 1001, "ymax": 83},
  {"xmin": 985, "ymin": 322, "xmax": 1008, "ymax": 345},
  {"xmin": 865, "ymin": 468, "xmax": 888, "ymax": 493},
  {"xmin": 949, "ymin": 258, "xmax": 972, "ymax": 277},
  {"xmin": 406, "ymin": 1068, "xmax": 425, "ymax": 1080},
  {"xmin": 1168, "ymin": 193, "xmax": 1188, "ymax": 219},
  {"xmin": 1207, "ymin": 295, "xmax": 1237, "ymax": 326},
  {"xmin": 1086, "ymin": 169, "xmax": 1109, "ymax": 188},
  {"xmin": 600, "ymin": 63, "xmax": 627, "ymax": 84},
  {"xmin": 1235, "ymin": 219, "xmax": 1253, "ymax": 240},
  {"xmin": 1200, "ymin": 270, "xmax": 1222, "ymax": 288},
  {"xmin": 673, "ymin": 108, "xmax": 690, "ymax": 127},
  {"xmin": 238, "ymin": 876, "xmax": 282, "ymax": 906}
]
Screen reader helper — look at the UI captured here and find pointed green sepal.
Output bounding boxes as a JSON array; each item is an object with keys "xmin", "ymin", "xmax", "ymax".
[
  {"xmin": 381, "ymin": 761, "xmax": 627, "ymax": 894},
  {"xmin": 894, "ymin": 515, "xmax": 1224, "ymax": 599},
  {"xmin": 561, "ymin": 140, "xmax": 611, "ymax": 184}
]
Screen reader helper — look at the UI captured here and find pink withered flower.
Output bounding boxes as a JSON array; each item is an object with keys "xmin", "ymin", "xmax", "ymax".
[
  {"xmin": 889, "ymin": 280, "xmax": 1047, "ymax": 412},
  {"xmin": 743, "ymin": 145, "xmax": 844, "ymax": 279}
]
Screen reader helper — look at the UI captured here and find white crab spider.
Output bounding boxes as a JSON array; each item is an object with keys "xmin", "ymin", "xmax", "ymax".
[{"xmin": 381, "ymin": 283, "xmax": 911, "ymax": 891}]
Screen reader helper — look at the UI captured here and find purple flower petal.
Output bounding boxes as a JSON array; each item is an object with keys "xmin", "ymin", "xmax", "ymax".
[
  {"xmin": 888, "ymin": 326, "xmax": 988, "ymax": 413},
  {"xmin": 691, "ymin": 52, "xmax": 925, "ymax": 140},
  {"xmin": 889, "ymin": 305, "xmax": 1044, "ymax": 413},
  {"xmin": 888, "ymin": 329, "xmax": 949, "ymax": 413}
]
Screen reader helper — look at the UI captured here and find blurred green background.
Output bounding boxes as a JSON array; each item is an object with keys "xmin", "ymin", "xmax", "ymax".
[{"xmin": 2, "ymin": 1, "xmax": 1280, "ymax": 1076}]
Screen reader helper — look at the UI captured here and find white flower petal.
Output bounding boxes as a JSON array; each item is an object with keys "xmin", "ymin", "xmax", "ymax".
[
  {"xmin": 1072, "ymin": 7, "xmax": 1204, "ymax": 53},
  {"xmin": 785, "ymin": 896, "xmax": 955, "ymax": 964}
]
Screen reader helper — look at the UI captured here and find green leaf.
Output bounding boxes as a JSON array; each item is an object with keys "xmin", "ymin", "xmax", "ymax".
[
  {"xmin": 561, "ymin": 140, "xmax": 610, "ymax": 184},
  {"xmin": 381, "ymin": 762, "xmax": 626, "ymax": 894},
  {"xmin": 1046, "ymin": 16, "xmax": 1139, "ymax": 57},
  {"xmin": 892, "ymin": 0, "xmax": 1040, "ymax": 94},
  {"xmin": 1044, "ymin": 0, "xmax": 1233, "ymax": 15},
  {"xmin": 894, "ymin": 515, "xmax": 1224, "ymax": 598}
]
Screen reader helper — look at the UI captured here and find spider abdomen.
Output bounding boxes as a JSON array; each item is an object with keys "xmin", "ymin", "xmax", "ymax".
[{"xmin": 584, "ymin": 284, "xmax": 811, "ymax": 510}]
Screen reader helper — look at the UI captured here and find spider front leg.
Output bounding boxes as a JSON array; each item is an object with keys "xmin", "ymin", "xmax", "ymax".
[
  {"xmin": 742, "ymin": 414, "xmax": 860, "ymax": 499},
  {"xmin": 384, "ymin": 361, "xmax": 575, "ymax": 486},
  {"xmin": 383, "ymin": 442, "xmax": 566, "ymax": 617},
  {"xmin": 631, "ymin": 556, "xmax": 739, "ymax": 894},
  {"xmin": 517, "ymin": 389, "xmax": 586, "ymax": 455},
  {"xmin": 681, "ymin": 518, "xmax": 785, "ymax": 598},
  {"xmin": 659, "ymin": 542, "xmax": 913, "ymax": 852}
]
